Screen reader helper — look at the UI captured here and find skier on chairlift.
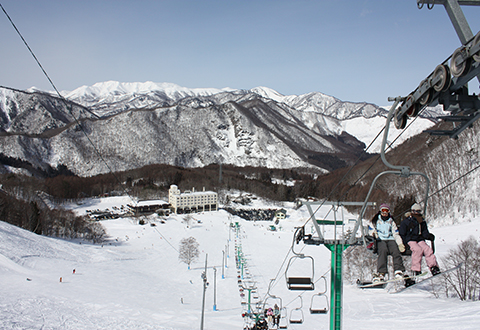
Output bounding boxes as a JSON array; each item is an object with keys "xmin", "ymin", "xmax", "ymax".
[
  {"xmin": 273, "ymin": 304, "xmax": 280, "ymax": 327},
  {"xmin": 368, "ymin": 203, "xmax": 406, "ymax": 283},
  {"xmin": 399, "ymin": 203, "xmax": 440, "ymax": 286}
]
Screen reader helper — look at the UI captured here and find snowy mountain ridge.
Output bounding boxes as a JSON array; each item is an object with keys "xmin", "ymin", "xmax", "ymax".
[
  {"xmin": 61, "ymin": 81, "xmax": 388, "ymax": 120},
  {"xmin": 0, "ymin": 82, "xmax": 439, "ymax": 177}
]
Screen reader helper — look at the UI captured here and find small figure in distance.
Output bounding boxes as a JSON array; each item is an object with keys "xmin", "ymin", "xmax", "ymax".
[
  {"xmin": 399, "ymin": 203, "xmax": 440, "ymax": 286},
  {"xmin": 273, "ymin": 304, "xmax": 280, "ymax": 327},
  {"xmin": 368, "ymin": 203, "xmax": 406, "ymax": 283}
]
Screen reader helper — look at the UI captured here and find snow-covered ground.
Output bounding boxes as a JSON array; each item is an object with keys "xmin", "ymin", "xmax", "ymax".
[{"xmin": 1, "ymin": 195, "xmax": 480, "ymax": 329}]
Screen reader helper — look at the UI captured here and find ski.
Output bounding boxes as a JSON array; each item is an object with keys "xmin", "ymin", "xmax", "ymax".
[
  {"xmin": 357, "ymin": 272, "xmax": 428, "ymax": 289},
  {"xmin": 391, "ymin": 263, "xmax": 463, "ymax": 294}
]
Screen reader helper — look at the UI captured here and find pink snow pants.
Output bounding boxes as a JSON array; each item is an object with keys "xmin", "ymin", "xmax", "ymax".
[{"xmin": 408, "ymin": 240, "xmax": 438, "ymax": 272}]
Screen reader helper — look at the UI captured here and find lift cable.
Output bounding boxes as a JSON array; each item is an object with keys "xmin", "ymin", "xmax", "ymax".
[
  {"xmin": 0, "ymin": 3, "xmax": 178, "ymax": 252},
  {"xmin": 0, "ymin": 3, "xmax": 119, "ymax": 188},
  {"xmin": 266, "ymin": 107, "xmax": 428, "ymax": 296},
  {"xmin": 429, "ymin": 161, "xmax": 480, "ymax": 199},
  {"xmin": 338, "ymin": 108, "xmax": 427, "ymax": 202},
  {"xmin": 297, "ymin": 126, "xmax": 386, "ymax": 230},
  {"xmin": 299, "ymin": 104, "xmax": 427, "ymax": 232}
]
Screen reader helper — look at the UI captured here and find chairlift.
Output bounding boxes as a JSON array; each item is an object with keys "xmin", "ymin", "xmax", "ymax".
[
  {"xmin": 347, "ymin": 97, "xmax": 431, "ymax": 248},
  {"xmin": 278, "ymin": 307, "xmax": 288, "ymax": 329},
  {"xmin": 310, "ymin": 294, "xmax": 328, "ymax": 314},
  {"xmin": 285, "ymin": 255, "xmax": 315, "ymax": 291},
  {"xmin": 285, "ymin": 228, "xmax": 315, "ymax": 291},
  {"xmin": 309, "ymin": 276, "xmax": 329, "ymax": 314},
  {"xmin": 262, "ymin": 279, "xmax": 283, "ymax": 312},
  {"xmin": 289, "ymin": 296, "xmax": 304, "ymax": 324}
]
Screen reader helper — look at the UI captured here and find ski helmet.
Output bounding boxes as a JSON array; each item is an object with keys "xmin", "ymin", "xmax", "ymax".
[
  {"xmin": 411, "ymin": 203, "xmax": 422, "ymax": 212},
  {"xmin": 379, "ymin": 203, "xmax": 390, "ymax": 212}
]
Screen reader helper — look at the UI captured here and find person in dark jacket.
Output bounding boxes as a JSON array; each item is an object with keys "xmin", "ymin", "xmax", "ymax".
[
  {"xmin": 368, "ymin": 203, "xmax": 406, "ymax": 282},
  {"xmin": 399, "ymin": 203, "xmax": 440, "ymax": 278}
]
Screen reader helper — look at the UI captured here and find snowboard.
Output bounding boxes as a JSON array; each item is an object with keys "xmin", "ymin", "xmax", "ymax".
[
  {"xmin": 391, "ymin": 263, "xmax": 463, "ymax": 294},
  {"xmin": 357, "ymin": 271, "xmax": 428, "ymax": 289}
]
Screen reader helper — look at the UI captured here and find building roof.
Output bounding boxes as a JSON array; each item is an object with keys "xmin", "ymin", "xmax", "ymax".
[{"xmin": 128, "ymin": 200, "xmax": 169, "ymax": 207}]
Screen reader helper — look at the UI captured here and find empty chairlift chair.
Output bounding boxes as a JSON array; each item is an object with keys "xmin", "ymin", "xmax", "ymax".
[
  {"xmin": 289, "ymin": 296, "xmax": 304, "ymax": 324},
  {"xmin": 285, "ymin": 227, "xmax": 315, "ymax": 291},
  {"xmin": 278, "ymin": 307, "xmax": 288, "ymax": 329},
  {"xmin": 310, "ymin": 276, "xmax": 329, "ymax": 314},
  {"xmin": 309, "ymin": 294, "xmax": 329, "ymax": 314},
  {"xmin": 285, "ymin": 254, "xmax": 315, "ymax": 290}
]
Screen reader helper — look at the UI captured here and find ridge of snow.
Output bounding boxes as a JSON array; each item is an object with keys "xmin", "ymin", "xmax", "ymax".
[
  {"xmin": 249, "ymin": 86, "xmax": 287, "ymax": 103},
  {"xmin": 62, "ymin": 81, "xmax": 235, "ymax": 100}
]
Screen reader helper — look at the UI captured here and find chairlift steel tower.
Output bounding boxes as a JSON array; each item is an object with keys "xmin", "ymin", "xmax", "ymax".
[{"xmin": 304, "ymin": 201, "xmax": 374, "ymax": 330}]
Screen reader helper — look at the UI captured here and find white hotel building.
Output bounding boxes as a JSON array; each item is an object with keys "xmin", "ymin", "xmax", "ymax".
[{"xmin": 168, "ymin": 185, "xmax": 218, "ymax": 214}]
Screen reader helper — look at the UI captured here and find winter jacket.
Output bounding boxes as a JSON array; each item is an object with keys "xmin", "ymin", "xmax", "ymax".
[
  {"xmin": 368, "ymin": 212, "xmax": 403, "ymax": 247},
  {"xmin": 273, "ymin": 307, "xmax": 280, "ymax": 316},
  {"xmin": 399, "ymin": 213, "xmax": 431, "ymax": 244}
]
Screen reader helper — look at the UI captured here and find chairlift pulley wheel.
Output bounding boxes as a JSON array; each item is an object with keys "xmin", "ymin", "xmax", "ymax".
[
  {"xmin": 404, "ymin": 94, "xmax": 420, "ymax": 117},
  {"xmin": 432, "ymin": 64, "xmax": 451, "ymax": 92},
  {"xmin": 418, "ymin": 79, "xmax": 431, "ymax": 106},
  {"xmin": 472, "ymin": 32, "xmax": 480, "ymax": 63},
  {"xmin": 394, "ymin": 109, "xmax": 407, "ymax": 129},
  {"xmin": 450, "ymin": 47, "xmax": 470, "ymax": 78}
]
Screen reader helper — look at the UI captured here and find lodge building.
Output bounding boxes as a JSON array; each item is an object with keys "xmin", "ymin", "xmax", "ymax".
[
  {"xmin": 127, "ymin": 200, "xmax": 170, "ymax": 216},
  {"xmin": 168, "ymin": 185, "xmax": 218, "ymax": 214}
]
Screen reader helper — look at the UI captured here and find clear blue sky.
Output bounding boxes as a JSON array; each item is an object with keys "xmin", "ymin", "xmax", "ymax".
[{"xmin": 1, "ymin": 0, "xmax": 479, "ymax": 105}]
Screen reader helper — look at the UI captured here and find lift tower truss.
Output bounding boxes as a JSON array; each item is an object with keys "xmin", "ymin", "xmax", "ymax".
[{"xmin": 393, "ymin": 0, "xmax": 480, "ymax": 138}]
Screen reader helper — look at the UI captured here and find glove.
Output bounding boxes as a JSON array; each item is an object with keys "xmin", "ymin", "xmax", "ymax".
[
  {"xmin": 398, "ymin": 243, "xmax": 405, "ymax": 253},
  {"xmin": 428, "ymin": 233, "xmax": 435, "ymax": 241}
]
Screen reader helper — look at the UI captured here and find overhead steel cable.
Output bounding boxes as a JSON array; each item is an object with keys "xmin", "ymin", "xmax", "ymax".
[
  {"xmin": 1, "ymin": 2, "xmax": 118, "ymax": 183},
  {"xmin": 297, "ymin": 125, "xmax": 387, "ymax": 229},
  {"xmin": 266, "ymin": 111, "xmax": 401, "ymax": 293},
  {"xmin": 1, "ymin": 3, "xmax": 178, "ymax": 252},
  {"xmin": 337, "ymin": 108, "xmax": 427, "ymax": 202},
  {"xmin": 428, "ymin": 161, "xmax": 480, "ymax": 199}
]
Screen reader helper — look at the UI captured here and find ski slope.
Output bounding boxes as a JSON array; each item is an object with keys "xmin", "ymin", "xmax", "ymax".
[{"xmin": 1, "ymin": 196, "xmax": 480, "ymax": 329}]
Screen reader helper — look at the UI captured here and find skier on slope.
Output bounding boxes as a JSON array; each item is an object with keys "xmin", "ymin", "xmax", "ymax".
[
  {"xmin": 399, "ymin": 203, "xmax": 440, "ymax": 285},
  {"xmin": 368, "ymin": 203, "xmax": 406, "ymax": 283}
]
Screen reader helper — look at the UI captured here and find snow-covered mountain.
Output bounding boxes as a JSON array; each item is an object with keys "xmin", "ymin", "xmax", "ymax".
[{"xmin": 0, "ymin": 82, "xmax": 438, "ymax": 177}]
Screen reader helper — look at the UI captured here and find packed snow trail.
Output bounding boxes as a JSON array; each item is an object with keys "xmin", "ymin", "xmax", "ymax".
[{"xmin": 1, "ymin": 196, "xmax": 480, "ymax": 329}]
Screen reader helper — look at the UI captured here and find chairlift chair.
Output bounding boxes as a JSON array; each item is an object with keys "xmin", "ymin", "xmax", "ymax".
[
  {"xmin": 278, "ymin": 307, "xmax": 288, "ymax": 329},
  {"xmin": 289, "ymin": 296, "xmax": 304, "ymax": 324},
  {"xmin": 347, "ymin": 97, "xmax": 431, "ymax": 248},
  {"xmin": 309, "ymin": 276, "xmax": 329, "ymax": 314},
  {"xmin": 310, "ymin": 293, "xmax": 329, "ymax": 314},
  {"xmin": 285, "ymin": 227, "xmax": 315, "ymax": 291},
  {"xmin": 285, "ymin": 255, "xmax": 315, "ymax": 291},
  {"xmin": 261, "ymin": 278, "xmax": 283, "ymax": 326}
]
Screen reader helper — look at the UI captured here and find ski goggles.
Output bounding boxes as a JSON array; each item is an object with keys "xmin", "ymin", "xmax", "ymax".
[{"xmin": 380, "ymin": 208, "xmax": 389, "ymax": 213}]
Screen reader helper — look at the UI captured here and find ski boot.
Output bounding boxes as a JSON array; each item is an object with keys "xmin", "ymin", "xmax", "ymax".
[
  {"xmin": 430, "ymin": 266, "xmax": 441, "ymax": 276},
  {"xmin": 404, "ymin": 273, "xmax": 416, "ymax": 287},
  {"xmin": 404, "ymin": 277, "xmax": 415, "ymax": 287},
  {"xmin": 394, "ymin": 270, "xmax": 404, "ymax": 280},
  {"xmin": 372, "ymin": 273, "xmax": 385, "ymax": 283}
]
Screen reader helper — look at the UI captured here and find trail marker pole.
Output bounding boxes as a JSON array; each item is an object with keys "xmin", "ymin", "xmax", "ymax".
[
  {"xmin": 213, "ymin": 267, "xmax": 217, "ymax": 311},
  {"xmin": 200, "ymin": 254, "xmax": 208, "ymax": 330},
  {"xmin": 222, "ymin": 251, "xmax": 225, "ymax": 279}
]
